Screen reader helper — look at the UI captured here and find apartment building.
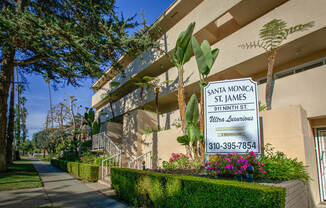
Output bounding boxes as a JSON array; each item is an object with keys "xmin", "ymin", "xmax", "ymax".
[{"xmin": 91, "ymin": 0, "xmax": 326, "ymax": 206}]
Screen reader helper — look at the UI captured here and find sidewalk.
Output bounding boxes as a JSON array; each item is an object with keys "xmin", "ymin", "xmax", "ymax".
[
  {"xmin": 33, "ymin": 160, "xmax": 128, "ymax": 208},
  {"xmin": 0, "ymin": 187, "xmax": 50, "ymax": 208}
]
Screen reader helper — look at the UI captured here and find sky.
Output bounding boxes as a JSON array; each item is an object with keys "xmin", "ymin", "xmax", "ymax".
[{"xmin": 24, "ymin": 0, "xmax": 175, "ymax": 139}]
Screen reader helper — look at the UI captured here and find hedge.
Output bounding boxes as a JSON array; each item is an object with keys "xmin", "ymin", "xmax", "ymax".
[
  {"xmin": 111, "ymin": 168, "xmax": 286, "ymax": 208},
  {"xmin": 51, "ymin": 159, "xmax": 99, "ymax": 182}
]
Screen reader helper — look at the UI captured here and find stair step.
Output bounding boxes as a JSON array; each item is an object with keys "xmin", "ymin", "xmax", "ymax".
[{"xmin": 98, "ymin": 180, "xmax": 111, "ymax": 187}]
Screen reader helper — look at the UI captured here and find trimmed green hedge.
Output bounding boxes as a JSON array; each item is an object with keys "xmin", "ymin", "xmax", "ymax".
[
  {"xmin": 111, "ymin": 168, "xmax": 286, "ymax": 208},
  {"xmin": 51, "ymin": 159, "xmax": 99, "ymax": 182}
]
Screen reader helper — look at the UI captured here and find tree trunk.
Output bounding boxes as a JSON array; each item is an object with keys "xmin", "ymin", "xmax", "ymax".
[
  {"xmin": 0, "ymin": 48, "xmax": 15, "ymax": 172},
  {"xmin": 177, "ymin": 67, "xmax": 186, "ymax": 133},
  {"xmin": 265, "ymin": 50, "xmax": 276, "ymax": 110},
  {"xmin": 6, "ymin": 77, "xmax": 15, "ymax": 165}
]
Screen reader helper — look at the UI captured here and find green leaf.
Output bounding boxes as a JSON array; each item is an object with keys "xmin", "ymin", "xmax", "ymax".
[
  {"xmin": 191, "ymin": 37, "xmax": 209, "ymax": 75},
  {"xmin": 142, "ymin": 76, "xmax": 155, "ymax": 82},
  {"xmin": 186, "ymin": 124, "xmax": 201, "ymax": 142},
  {"xmin": 180, "ymin": 22, "xmax": 195, "ymax": 49},
  {"xmin": 182, "ymin": 41, "xmax": 193, "ymax": 65},
  {"xmin": 185, "ymin": 94, "xmax": 199, "ymax": 125},
  {"xmin": 177, "ymin": 135, "xmax": 190, "ymax": 146}
]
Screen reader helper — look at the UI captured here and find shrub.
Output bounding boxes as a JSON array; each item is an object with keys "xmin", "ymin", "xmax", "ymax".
[
  {"xmin": 51, "ymin": 159, "xmax": 99, "ymax": 182},
  {"xmin": 261, "ymin": 144, "xmax": 311, "ymax": 182},
  {"xmin": 162, "ymin": 153, "xmax": 195, "ymax": 170},
  {"xmin": 206, "ymin": 151, "xmax": 266, "ymax": 178},
  {"xmin": 111, "ymin": 168, "xmax": 286, "ymax": 208}
]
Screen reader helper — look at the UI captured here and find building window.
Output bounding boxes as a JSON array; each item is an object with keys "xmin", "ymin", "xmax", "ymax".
[{"xmin": 257, "ymin": 57, "xmax": 326, "ymax": 85}]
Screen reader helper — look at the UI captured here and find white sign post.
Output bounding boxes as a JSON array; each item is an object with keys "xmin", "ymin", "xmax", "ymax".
[{"xmin": 204, "ymin": 78, "xmax": 261, "ymax": 156}]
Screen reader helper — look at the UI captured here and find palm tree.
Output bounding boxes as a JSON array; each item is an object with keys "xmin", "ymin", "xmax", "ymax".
[
  {"xmin": 239, "ymin": 19, "xmax": 314, "ymax": 110},
  {"xmin": 134, "ymin": 76, "xmax": 171, "ymax": 130}
]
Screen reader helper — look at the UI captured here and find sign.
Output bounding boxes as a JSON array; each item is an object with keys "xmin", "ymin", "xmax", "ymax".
[{"xmin": 204, "ymin": 78, "xmax": 260, "ymax": 154}]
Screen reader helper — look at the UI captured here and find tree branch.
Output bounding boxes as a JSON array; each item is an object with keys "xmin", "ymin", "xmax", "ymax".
[{"xmin": 14, "ymin": 55, "xmax": 48, "ymax": 66}]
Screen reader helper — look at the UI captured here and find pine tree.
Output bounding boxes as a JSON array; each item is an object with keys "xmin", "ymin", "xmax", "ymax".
[{"xmin": 0, "ymin": 0, "xmax": 160, "ymax": 171}]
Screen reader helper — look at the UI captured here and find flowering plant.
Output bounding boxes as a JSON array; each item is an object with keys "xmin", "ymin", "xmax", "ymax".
[
  {"xmin": 163, "ymin": 153, "xmax": 193, "ymax": 170},
  {"xmin": 205, "ymin": 151, "xmax": 266, "ymax": 178}
]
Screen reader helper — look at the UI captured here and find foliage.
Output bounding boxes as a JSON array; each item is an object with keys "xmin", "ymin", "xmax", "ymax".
[
  {"xmin": 239, "ymin": 19, "xmax": 314, "ymax": 51},
  {"xmin": 78, "ymin": 140, "xmax": 92, "ymax": 155},
  {"xmin": 191, "ymin": 38, "xmax": 219, "ymax": 78},
  {"xmin": 206, "ymin": 152, "xmax": 266, "ymax": 178},
  {"xmin": 238, "ymin": 19, "xmax": 314, "ymax": 110},
  {"xmin": 111, "ymin": 168, "xmax": 286, "ymax": 208},
  {"xmin": 177, "ymin": 94, "xmax": 202, "ymax": 159},
  {"xmin": 162, "ymin": 153, "xmax": 194, "ymax": 170},
  {"xmin": 0, "ymin": 0, "xmax": 160, "ymax": 86},
  {"xmin": 171, "ymin": 22, "xmax": 196, "ymax": 132},
  {"xmin": 51, "ymin": 159, "xmax": 99, "ymax": 182},
  {"xmin": 172, "ymin": 22, "xmax": 195, "ymax": 68},
  {"xmin": 0, "ymin": 163, "xmax": 42, "ymax": 191},
  {"xmin": 17, "ymin": 140, "xmax": 34, "ymax": 154},
  {"xmin": 84, "ymin": 108, "xmax": 100, "ymax": 135},
  {"xmin": 79, "ymin": 152, "xmax": 116, "ymax": 166},
  {"xmin": 261, "ymin": 144, "xmax": 311, "ymax": 182},
  {"xmin": 0, "ymin": 0, "xmax": 160, "ymax": 171}
]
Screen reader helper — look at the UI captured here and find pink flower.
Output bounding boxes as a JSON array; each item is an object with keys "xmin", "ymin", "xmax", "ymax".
[
  {"xmin": 235, "ymin": 171, "xmax": 238, "ymax": 175},
  {"xmin": 258, "ymin": 168, "xmax": 262, "ymax": 172},
  {"xmin": 217, "ymin": 169, "xmax": 220, "ymax": 174},
  {"xmin": 263, "ymin": 170, "xmax": 267, "ymax": 174}
]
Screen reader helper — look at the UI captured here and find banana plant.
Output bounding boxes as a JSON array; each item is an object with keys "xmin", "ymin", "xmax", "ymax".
[
  {"xmin": 177, "ymin": 94, "xmax": 203, "ymax": 160},
  {"xmin": 191, "ymin": 37, "xmax": 219, "ymax": 142},
  {"xmin": 172, "ymin": 22, "xmax": 195, "ymax": 132}
]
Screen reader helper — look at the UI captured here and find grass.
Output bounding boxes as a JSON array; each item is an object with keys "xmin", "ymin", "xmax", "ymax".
[{"xmin": 0, "ymin": 162, "xmax": 42, "ymax": 191}]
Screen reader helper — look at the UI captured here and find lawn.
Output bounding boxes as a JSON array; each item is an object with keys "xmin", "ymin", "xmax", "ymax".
[{"xmin": 0, "ymin": 162, "xmax": 42, "ymax": 191}]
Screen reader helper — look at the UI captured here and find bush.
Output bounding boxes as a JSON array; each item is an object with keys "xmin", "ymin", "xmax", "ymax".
[
  {"xmin": 111, "ymin": 168, "xmax": 286, "ymax": 208},
  {"xmin": 51, "ymin": 159, "xmax": 67, "ymax": 171},
  {"xmin": 162, "ymin": 153, "xmax": 195, "ymax": 170},
  {"xmin": 205, "ymin": 151, "xmax": 266, "ymax": 178},
  {"xmin": 261, "ymin": 144, "xmax": 311, "ymax": 182},
  {"xmin": 51, "ymin": 159, "xmax": 99, "ymax": 182}
]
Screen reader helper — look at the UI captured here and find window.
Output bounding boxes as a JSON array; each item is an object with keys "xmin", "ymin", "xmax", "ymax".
[{"xmin": 257, "ymin": 57, "xmax": 326, "ymax": 85}]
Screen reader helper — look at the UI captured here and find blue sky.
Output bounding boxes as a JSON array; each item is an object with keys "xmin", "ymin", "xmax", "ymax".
[{"xmin": 25, "ymin": 0, "xmax": 175, "ymax": 139}]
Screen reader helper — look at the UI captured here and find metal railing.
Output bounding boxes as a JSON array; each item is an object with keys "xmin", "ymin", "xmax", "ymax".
[
  {"xmin": 128, "ymin": 151, "xmax": 152, "ymax": 170},
  {"xmin": 101, "ymin": 152, "xmax": 122, "ymax": 181}
]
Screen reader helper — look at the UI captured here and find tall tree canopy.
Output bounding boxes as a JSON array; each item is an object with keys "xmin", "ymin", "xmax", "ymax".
[{"xmin": 0, "ymin": 0, "xmax": 159, "ymax": 171}]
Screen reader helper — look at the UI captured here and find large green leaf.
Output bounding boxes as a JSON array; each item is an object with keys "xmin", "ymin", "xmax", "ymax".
[
  {"xmin": 186, "ymin": 124, "xmax": 201, "ymax": 142},
  {"xmin": 177, "ymin": 135, "xmax": 190, "ymax": 146},
  {"xmin": 173, "ymin": 22, "xmax": 195, "ymax": 68},
  {"xmin": 191, "ymin": 37, "xmax": 208, "ymax": 75},
  {"xmin": 180, "ymin": 22, "xmax": 195, "ymax": 50},
  {"xmin": 185, "ymin": 94, "xmax": 199, "ymax": 125},
  {"xmin": 182, "ymin": 41, "xmax": 193, "ymax": 65}
]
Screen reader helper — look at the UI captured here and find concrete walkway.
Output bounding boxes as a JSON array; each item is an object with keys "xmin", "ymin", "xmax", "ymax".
[
  {"xmin": 0, "ymin": 187, "xmax": 50, "ymax": 208},
  {"xmin": 33, "ymin": 160, "xmax": 128, "ymax": 208}
]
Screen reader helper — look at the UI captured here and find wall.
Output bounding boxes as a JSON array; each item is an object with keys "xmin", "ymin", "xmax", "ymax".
[
  {"xmin": 122, "ymin": 110, "xmax": 158, "ymax": 158},
  {"xmin": 142, "ymin": 128, "xmax": 186, "ymax": 167},
  {"xmin": 262, "ymin": 180, "xmax": 309, "ymax": 208},
  {"xmin": 107, "ymin": 0, "xmax": 326, "ymax": 118},
  {"xmin": 258, "ymin": 65, "xmax": 326, "ymax": 118},
  {"xmin": 260, "ymin": 105, "xmax": 320, "ymax": 207}
]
